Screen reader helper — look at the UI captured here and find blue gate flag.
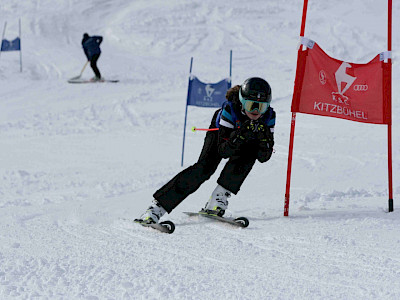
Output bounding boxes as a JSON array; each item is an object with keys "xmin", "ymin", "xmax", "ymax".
[
  {"xmin": 1, "ymin": 37, "xmax": 20, "ymax": 51},
  {"xmin": 187, "ymin": 76, "xmax": 231, "ymax": 108}
]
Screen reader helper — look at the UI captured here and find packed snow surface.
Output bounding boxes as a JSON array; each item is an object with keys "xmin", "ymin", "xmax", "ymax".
[{"xmin": 1, "ymin": 0, "xmax": 400, "ymax": 299}]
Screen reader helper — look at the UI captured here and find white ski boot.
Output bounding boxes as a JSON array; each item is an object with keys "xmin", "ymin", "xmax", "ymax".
[
  {"xmin": 136, "ymin": 200, "xmax": 167, "ymax": 224},
  {"xmin": 203, "ymin": 185, "xmax": 231, "ymax": 217}
]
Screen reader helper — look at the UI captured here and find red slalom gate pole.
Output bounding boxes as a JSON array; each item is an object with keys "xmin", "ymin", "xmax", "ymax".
[
  {"xmin": 284, "ymin": 0, "xmax": 309, "ymax": 217},
  {"xmin": 387, "ymin": 0, "xmax": 393, "ymax": 212},
  {"xmin": 284, "ymin": 113, "xmax": 297, "ymax": 216}
]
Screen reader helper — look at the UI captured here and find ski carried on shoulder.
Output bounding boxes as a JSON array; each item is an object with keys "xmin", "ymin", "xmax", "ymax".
[
  {"xmin": 184, "ymin": 209, "xmax": 249, "ymax": 228},
  {"xmin": 133, "ymin": 219, "xmax": 175, "ymax": 234}
]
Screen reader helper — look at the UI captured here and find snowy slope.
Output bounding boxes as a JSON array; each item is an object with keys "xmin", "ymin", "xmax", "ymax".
[{"xmin": 0, "ymin": 0, "xmax": 400, "ymax": 299}]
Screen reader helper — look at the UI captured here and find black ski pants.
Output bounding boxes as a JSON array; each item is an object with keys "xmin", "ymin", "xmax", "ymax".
[
  {"xmin": 90, "ymin": 53, "xmax": 101, "ymax": 78},
  {"xmin": 154, "ymin": 112, "xmax": 257, "ymax": 213}
]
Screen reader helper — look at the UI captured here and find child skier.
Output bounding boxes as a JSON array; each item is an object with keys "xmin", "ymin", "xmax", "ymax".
[{"xmin": 136, "ymin": 77, "xmax": 276, "ymax": 224}]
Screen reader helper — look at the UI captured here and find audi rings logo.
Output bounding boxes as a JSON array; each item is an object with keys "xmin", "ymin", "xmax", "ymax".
[{"xmin": 353, "ymin": 84, "xmax": 368, "ymax": 92}]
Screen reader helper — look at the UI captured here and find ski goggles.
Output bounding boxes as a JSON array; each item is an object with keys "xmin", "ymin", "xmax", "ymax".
[{"xmin": 239, "ymin": 94, "xmax": 270, "ymax": 114}]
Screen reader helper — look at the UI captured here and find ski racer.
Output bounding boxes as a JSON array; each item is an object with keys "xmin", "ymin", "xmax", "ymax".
[
  {"xmin": 136, "ymin": 77, "xmax": 276, "ymax": 224},
  {"xmin": 81, "ymin": 33, "xmax": 103, "ymax": 81}
]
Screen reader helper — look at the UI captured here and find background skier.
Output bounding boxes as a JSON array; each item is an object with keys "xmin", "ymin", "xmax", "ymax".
[
  {"xmin": 136, "ymin": 77, "xmax": 276, "ymax": 224},
  {"xmin": 81, "ymin": 33, "xmax": 103, "ymax": 81}
]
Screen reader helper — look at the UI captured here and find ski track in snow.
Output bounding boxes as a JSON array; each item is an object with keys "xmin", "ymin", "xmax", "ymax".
[{"xmin": 0, "ymin": 0, "xmax": 400, "ymax": 299}]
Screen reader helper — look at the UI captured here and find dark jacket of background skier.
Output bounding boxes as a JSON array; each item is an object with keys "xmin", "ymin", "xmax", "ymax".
[{"xmin": 82, "ymin": 34, "xmax": 103, "ymax": 60}]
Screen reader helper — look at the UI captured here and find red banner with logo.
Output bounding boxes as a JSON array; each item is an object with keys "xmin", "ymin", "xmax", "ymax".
[{"xmin": 291, "ymin": 42, "xmax": 391, "ymax": 124}]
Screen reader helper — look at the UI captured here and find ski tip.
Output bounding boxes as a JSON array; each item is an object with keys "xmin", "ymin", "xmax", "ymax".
[
  {"xmin": 234, "ymin": 217, "xmax": 249, "ymax": 228},
  {"xmin": 160, "ymin": 220, "xmax": 175, "ymax": 234}
]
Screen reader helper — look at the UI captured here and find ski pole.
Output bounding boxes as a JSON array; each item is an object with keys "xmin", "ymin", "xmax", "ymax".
[
  {"xmin": 77, "ymin": 60, "xmax": 89, "ymax": 77},
  {"xmin": 69, "ymin": 61, "xmax": 89, "ymax": 80},
  {"xmin": 191, "ymin": 126, "xmax": 219, "ymax": 132}
]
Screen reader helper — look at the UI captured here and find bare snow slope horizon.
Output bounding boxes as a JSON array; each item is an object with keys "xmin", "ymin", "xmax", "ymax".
[{"xmin": 0, "ymin": 0, "xmax": 399, "ymax": 299}]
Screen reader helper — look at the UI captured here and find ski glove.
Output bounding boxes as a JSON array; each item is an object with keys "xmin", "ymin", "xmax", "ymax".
[
  {"xmin": 246, "ymin": 121, "xmax": 272, "ymax": 141},
  {"xmin": 257, "ymin": 133, "xmax": 274, "ymax": 163},
  {"xmin": 256, "ymin": 124, "xmax": 274, "ymax": 163},
  {"xmin": 227, "ymin": 120, "xmax": 258, "ymax": 150},
  {"xmin": 224, "ymin": 120, "xmax": 273, "ymax": 158}
]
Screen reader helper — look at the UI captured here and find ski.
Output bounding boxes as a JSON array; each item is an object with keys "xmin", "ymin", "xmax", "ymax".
[
  {"xmin": 68, "ymin": 78, "xmax": 119, "ymax": 84},
  {"xmin": 133, "ymin": 219, "xmax": 175, "ymax": 234},
  {"xmin": 184, "ymin": 210, "xmax": 249, "ymax": 228}
]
